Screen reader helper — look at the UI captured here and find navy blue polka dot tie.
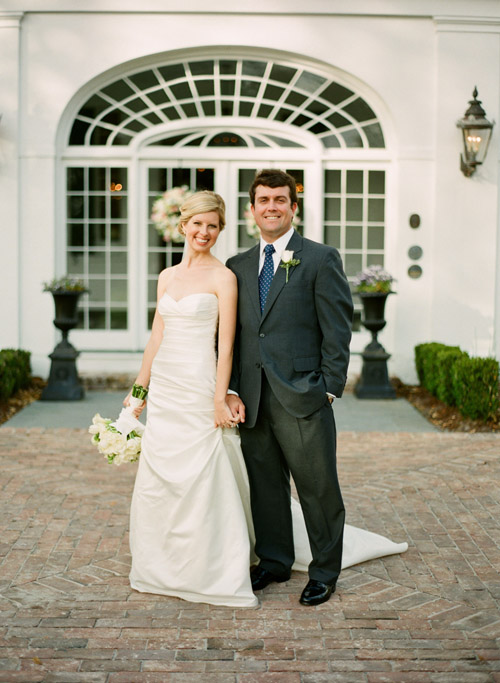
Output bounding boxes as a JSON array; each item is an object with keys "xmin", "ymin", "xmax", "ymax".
[{"xmin": 259, "ymin": 243, "xmax": 275, "ymax": 313}]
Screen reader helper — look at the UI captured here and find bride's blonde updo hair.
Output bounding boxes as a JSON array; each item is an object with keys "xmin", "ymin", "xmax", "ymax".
[{"xmin": 178, "ymin": 191, "xmax": 226, "ymax": 235}]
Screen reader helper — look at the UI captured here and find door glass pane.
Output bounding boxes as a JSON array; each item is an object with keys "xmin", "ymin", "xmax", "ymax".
[
  {"xmin": 89, "ymin": 309, "xmax": 106, "ymax": 329},
  {"xmin": 111, "ymin": 196, "xmax": 127, "ymax": 219},
  {"xmin": 89, "ymin": 251, "xmax": 106, "ymax": 274},
  {"xmin": 67, "ymin": 224, "xmax": 84, "ymax": 247},
  {"xmin": 89, "ymin": 224, "xmax": 106, "ymax": 247},
  {"xmin": 89, "ymin": 167, "xmax": 106, "ymax": 190},
  {"xmin": 324, "ymin": 225, "xmax": 341, "ymax": 249},
  {"xmin": 368, "ymin": 198, "xmax": 384, "ymax": 221},
  {"xmin": 346, "ymin": 198, "xmax": 363, "ymax": 221},
  {"xmin": 110, "ymin": 309, "xmax": 128, "ymax": 329},
  {"xmin": 368, "ymin": 225, "xmax": 384, "ymax": 249},
  {"xmin": 325, "ymin": 170, "xmax": 341, "ymax": 193},
  {"xmin": 67, "ymin": 196, "xmax": 84, "ymax": 219},
  {"xmin": 369, "ymin": 170, "xmax": 385, "ymax": 194},
  {"xmin": 89, "ymin": 195, "xmax": 106, "ymax": 219},
  {"xmin": 110, "ymin": 223, "xmax": 127, "ymax": 246},
  {"xmin": 67, "ymin": 168, "xmax": 84, "ymax": 191},
  {"xmin": 345, "ymin": 253, "xmax": 363, "ymax": 276},
  {"xmin": 323, "ymin": 168, "xmax": 386, "ymax": 329},
  {"xmin": 88, "ymin": 279, "xmax": 106, "ymax": 302},
  {"xmin": 65, "ymin": 166, "xmax": 129, "ymax": 330},
  {"xmin": 67, "ymin": 252, "xmax": 84, "ymax": 274},
  {"xmin": 325, "ymin": 198, "xmax": 341, "ymax": 221},
  {"xmin": 346, "ymin": 225, "xmax": 363, "ymax": 249},
  {"xmin": 110, "ymin": 251, "xmax": 127, "ymax": 274},
  {"xmin": 346, "ymin": 170, "xmax": 363, "ymax": 194}
]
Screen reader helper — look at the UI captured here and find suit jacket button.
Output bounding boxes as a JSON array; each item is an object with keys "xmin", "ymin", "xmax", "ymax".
[
  {"xmin": 259, "ymin": 333, "xmax": 265, "ymax": 338},
  {"xmin": 255, "ymin": 363, "xmax": 261, "ymax": 369}
]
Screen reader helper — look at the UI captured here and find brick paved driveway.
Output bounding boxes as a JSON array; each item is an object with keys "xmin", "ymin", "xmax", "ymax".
[{"xmin": 1, "ymin": 428, "xmax": 499, "ymax": 682}]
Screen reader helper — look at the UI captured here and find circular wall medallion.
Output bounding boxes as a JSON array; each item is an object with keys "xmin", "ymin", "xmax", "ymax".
[
  {"xmin": 408, "ymin": 245, "xmax": 423, "ymax": 260},
  {"xmin": 408, "ymin": 265, "xmax": 423, "ymax": 279},
  {"xmin": 409, "ymin": 213, "xmax": 421, "ymax": 228}
]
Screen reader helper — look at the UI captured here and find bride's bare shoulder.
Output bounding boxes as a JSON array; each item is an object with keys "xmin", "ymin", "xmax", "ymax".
[
  {"xmin": 211, "ymin": 263, "xmax": 237, "ymax": 296},
  {"xmin": 158, "ymin": 266, "xmax": 177, "ymax": 283},
  {"xmin": 212, "ymin": 260, "xmax": 236, "ymax": 281},
  {"xmin": 156, "ymin": 267, "xmax": 176, "ymax": 297}
]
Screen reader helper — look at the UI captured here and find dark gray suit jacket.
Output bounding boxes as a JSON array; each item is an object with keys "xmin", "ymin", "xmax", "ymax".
[{"xmin": 227, "ymin": 231, "xmax": 353, "ymax": 428}]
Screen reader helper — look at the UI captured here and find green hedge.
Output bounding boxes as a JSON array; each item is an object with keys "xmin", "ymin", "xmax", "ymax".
[
  {"xmin": 436, "ymin": 348, "xmax": 469, "ymax": 406},
  {"xmin": 415, "ymin": 342, "xmax": 499, "ymax": 422},
  {"xmin": 0, "ymin": 349, "xmax": 32, "ymax": 401},
  {"xmin": 415, "ymin": 343, "xmax": 460, "ymax": 396},
  {"xmin": 452, "ymin": 356, "xmax": 499, "ymax": 421}
]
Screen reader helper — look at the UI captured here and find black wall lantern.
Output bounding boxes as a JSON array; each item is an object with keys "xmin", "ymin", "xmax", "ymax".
[{"xmin": 456, "ymin": 87, "xmax": 494, "ymax": 177}]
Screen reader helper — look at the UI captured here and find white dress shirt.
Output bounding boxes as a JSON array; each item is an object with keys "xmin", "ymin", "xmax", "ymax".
[
  {"xmin": 258, "ymin": 227, "xmax": 295, "ymax": 274},
  {"xmin": 233, "ymin": 227, "xmax": 335, "ymax": 403}
]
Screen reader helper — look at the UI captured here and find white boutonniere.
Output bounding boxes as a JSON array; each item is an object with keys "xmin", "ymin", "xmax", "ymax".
[{"xmin": 280, "ymin": 250, "xmax": 301, "ymax": 283}]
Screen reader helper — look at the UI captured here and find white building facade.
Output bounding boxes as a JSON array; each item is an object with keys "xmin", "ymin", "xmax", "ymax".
[{"xmin": 2, "ymin": 0, "xmax": 500, "ymax": 383}]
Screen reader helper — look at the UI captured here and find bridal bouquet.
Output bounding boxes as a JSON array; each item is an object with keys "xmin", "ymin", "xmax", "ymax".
[
  {"xmin": 89, "ymin": 384, "xmax": 148, "ymax": 465},
  {"xmin": 150, "ymin": 185, "xmax": 193, "ymax": 243}
]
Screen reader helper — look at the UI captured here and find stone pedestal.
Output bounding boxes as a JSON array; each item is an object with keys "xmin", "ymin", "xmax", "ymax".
[
  {"xmin": 354, "ymin": 292, "xmax": 396, "ymax": 399},
  {"xmin": 41, "ymin": 291, "xmax": 85, "ymax": 401}
]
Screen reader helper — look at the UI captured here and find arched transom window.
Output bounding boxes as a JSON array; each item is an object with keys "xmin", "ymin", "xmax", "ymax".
[
  {"xmin": 69, "ymin": 57, "xmax": 385, "ymax": 149},
  {"xmin": 64, "ymin": 53, "xmax": 388, "ymax": 349}
]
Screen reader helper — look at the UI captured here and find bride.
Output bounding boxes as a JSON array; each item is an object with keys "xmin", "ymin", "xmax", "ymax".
[{"xmin": 126, "ymin": 190, "xmax": 407, "ymax": 608}]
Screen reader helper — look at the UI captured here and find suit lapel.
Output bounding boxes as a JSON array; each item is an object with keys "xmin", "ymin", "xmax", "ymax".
[
  {"xmin": 242, "ymin": 243, "xmax": 261, "ymax": 320},
  {"xmin": 261, "ymin": 231, "xmax": 303, "ymax": 324}
]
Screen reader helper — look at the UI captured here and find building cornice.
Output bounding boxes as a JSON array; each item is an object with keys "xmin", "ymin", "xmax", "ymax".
[
  {"xmin": 0, "ymin": 12, "xmax": 24, "ymax": 28},
  {"xmin": 434, "ymin": 15, "xmax": 500, "ymax": 32}
]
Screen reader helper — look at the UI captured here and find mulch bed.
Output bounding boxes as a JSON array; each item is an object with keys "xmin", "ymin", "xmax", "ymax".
[
  {"xmin": 1, "ymin": 376, "xmax": 499, "ymax": 433},
  {"xmin": 392, "ymin": 377, "xmax": 500, "ymax": 433},
  {"xmin": 0, "ymin": 377, "xmax": 46, "ymax": 426}
]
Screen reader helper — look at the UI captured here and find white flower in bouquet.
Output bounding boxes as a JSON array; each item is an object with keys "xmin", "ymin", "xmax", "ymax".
[
  {"xmin": 88, "ymin": 413, "xmax": 109, "ymax": 435},
  {"xmin": 244, "ymin": 201, "xmax": 300, "ymax": 240},
  {"xmin": 89, "ymin": 384, "xmax": 147, "ymax": 466},
  {"xmin": 151, "ymin": 186, "xmax": 193, "ymax": 243}
]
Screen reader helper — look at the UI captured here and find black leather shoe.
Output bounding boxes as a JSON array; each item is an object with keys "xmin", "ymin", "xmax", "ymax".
[
  {"xmin": 299, "ymin": 579, "xmax": 336, "ymax": 606},
  {"xmin": 250, "ymin": 565, "xmax": 290, "ymax": 591}
]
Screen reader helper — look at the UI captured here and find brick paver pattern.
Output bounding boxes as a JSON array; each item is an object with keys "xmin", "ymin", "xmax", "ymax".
[{"xmin": 0, "ymin": 428, "xmax": 499, "ymax": 682}]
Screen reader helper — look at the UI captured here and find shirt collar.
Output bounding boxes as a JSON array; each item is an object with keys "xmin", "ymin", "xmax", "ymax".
[{"xmin": 259, "ymin": 226, "xmax": 295, "ymax": 258}]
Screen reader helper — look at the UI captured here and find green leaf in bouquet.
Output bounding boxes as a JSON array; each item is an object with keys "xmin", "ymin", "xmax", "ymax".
[{"xmin": 132, "ymin": 383, "xmax": 149, "ymax": 400}]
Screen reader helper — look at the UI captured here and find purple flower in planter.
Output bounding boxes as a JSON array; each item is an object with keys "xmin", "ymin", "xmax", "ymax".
[{"xmin": 353, "ymin": 265, "xmax": 395, "ymax": 294}]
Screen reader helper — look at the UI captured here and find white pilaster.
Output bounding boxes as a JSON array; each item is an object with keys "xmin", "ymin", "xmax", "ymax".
[{"xmin": 0, "ymin": 12, "xmax": 23, "ymax": 349}]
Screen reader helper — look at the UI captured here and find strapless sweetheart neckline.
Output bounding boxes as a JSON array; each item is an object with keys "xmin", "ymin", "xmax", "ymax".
[{"xmin": 162, "ymin": 292, "xmax": 218, "ymax": 304}]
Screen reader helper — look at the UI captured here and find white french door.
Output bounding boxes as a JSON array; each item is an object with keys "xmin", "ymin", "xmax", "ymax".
[{"xmin": 137, "ymin": 158, "xmax": 313, "ymax": 347}]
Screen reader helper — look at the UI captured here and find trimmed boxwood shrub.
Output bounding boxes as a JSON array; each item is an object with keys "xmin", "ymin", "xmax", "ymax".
[
  {"xmin": 452, "ymin": 356, "xmax": 499, "ymax": 421},
  {"xmin": 435, "ymin": 348, "xmax": 469, "ymax": 405},
  {"xmin": 415, "ymin": 342, "xmax": 459, "ymax": 396},
  {"xmin": 0, "ymin": 349, "xmax": 32, "ymax": 401},
  {"xmin": 415, "ymin": 343, "xmax": 499, "ymax": 422},
  {"xmin": 414, "ymin": 343, "xmax": 428, "ymax": 385}
]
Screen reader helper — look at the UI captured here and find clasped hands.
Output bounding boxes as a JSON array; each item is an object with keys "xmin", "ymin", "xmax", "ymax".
[
  {"xmin": 214, "ymin": 394, "xmax": 246, "ymax": 429},
  {"xmin": 123, "ymin": 390, "xmax": 146, "ymax": 418}
]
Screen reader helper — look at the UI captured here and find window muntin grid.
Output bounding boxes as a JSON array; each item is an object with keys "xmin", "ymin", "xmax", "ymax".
[
  {"xmin": 146, "ymin": 129, "xmax": 306, "ymax": 149},
  {"xmin": 69, "ymin": 58, "xmax": 385, "ymax": 150},
  {"xmin": 66, "ymin": 167, "xmax": 129, "ymax": 330},
  {"xmin": 323, "ymin": 168, "xmax": 385, "ymax": 331}
]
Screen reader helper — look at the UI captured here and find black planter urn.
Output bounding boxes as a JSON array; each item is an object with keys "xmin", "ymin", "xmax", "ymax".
[
  {"xmin": 41, "ymin": 291, "xmax": 85, "ymax": 401},
  {"xmin": 354, "ymin": 291, "xmax": 396, "ymax": 399}
]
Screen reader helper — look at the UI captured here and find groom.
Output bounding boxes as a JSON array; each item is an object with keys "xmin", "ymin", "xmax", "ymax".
[{"xmin": 226, "ymin": 169, "xmax": 353, "ymax": 606}]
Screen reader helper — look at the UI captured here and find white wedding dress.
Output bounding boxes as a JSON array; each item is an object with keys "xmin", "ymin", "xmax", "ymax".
[{"xmin": 129, "ymin": 292, "xmax": 407, "ymax": 607}]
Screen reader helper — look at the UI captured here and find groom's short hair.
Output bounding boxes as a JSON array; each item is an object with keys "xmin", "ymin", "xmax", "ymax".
[{"xmin": 249, "ymin": 169, "xmax": 298, "ymax": 206}]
